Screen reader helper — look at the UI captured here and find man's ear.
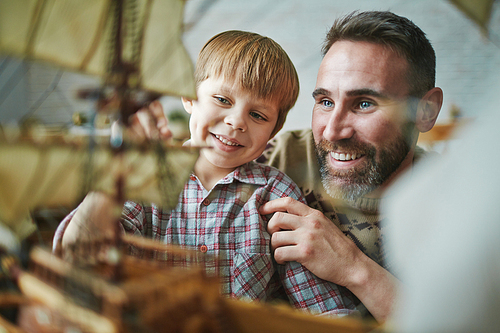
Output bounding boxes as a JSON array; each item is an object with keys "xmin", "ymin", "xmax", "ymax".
[
  {"xmin": 181, "ymin": 96, "xmax": 194, "ymax": 114},
  {"xmin": 416, "ymin": 87, "xmax": 443, "ymax": 133}
]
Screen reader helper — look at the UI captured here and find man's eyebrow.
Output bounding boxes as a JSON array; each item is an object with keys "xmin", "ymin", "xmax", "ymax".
[
  {"xmin": 346, "ymin": 88, "xmax": 388, "ymax": 99},
  {"xmin": 312, "ymin": 88, "xmax": 390, "ymax": 100},
  {"xmin": 312, "ymin": 88, "xmax": 330, "ymax": 98}
]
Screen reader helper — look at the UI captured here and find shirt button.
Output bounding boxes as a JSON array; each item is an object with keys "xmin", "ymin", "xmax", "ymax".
[
  {"xmin": 189, "ymin": 175, "xmax": 196, "ymax": 181},
  {"xmin": 202, "ymin": 198, "xmax": 210, "ymax": 206},
  {"xmin": 199, "ymin": 245, "xmax": 208, "ymax": 253}
]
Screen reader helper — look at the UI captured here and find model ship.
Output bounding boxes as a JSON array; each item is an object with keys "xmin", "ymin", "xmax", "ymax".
[
  {"xmin": 0, "ymin": 1, "xmax": 377, "ymax": 332},
  {"xmin": 2, "ymin": 234, "xmax": 376, "ymax": 333}
]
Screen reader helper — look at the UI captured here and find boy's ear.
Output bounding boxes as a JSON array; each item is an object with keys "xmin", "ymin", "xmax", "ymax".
[
  {"xmin": 415, "ymin": 87, "xmax": 443, "ymax": 133},
  {"xmin": 181, "ymin": 96, "xmax": 194, "ymax": 114}
]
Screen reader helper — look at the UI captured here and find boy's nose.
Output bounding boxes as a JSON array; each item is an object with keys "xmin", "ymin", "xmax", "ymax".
[{"xmin": 224, "ymin": 113, "xmax": 247, "ymax": 132}]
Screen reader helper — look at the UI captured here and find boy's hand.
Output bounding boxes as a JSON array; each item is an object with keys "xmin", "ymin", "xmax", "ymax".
[
  {"xmin": 127, "ymin": 100, "xmax": 172, "ymax": 141},
  {"xmin": 61, "ymin": 192, "xmax": 121, "ymax": 259}
]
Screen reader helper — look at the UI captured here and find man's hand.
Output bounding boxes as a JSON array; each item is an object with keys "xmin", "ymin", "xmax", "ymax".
[
  {"xmin": 260, "ymin": 197, "xmax": 362, "ymax": 287},
  {"xmin": 127, "ymin": 100, "xmax": 172, "ymax": 141},
  {"xmin": 260, "ymin": 197, "xmax": 398, "ymax": 322}
]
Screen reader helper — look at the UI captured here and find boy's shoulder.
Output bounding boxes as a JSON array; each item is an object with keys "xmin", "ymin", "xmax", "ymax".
[
  {"xmin": 237, "ymin": 160, "xmax": 293, "ymax": 184},
  {"xmin": 235, "ymin": 161, "xmax": 305, "ymax": 197},
  {"xmin": 238, "ymin": 161, "xmax": 305, "ymax": 202}
]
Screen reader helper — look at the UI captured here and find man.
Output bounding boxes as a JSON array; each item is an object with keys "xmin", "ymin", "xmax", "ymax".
[
  {"xmin": 258, "ymin": 10, "xmax": 443, "ymax": 322},
  {"xmin": 125, "ymin": 10, "xmax": 443, "ymax": 322}
]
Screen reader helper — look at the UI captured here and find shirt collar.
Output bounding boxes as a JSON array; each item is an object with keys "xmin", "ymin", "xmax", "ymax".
[{"xmin": 217, "ymin": 161, "xmax": 268, "ymax": 186}]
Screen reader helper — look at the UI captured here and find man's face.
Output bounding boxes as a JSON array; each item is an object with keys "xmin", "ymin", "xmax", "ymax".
[{"xmin": 311, "ymin": 41, "xmax": 416, "ymax": 201}]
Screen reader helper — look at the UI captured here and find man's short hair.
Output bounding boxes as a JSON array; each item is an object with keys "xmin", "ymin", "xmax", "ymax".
[
  {"xmin": 322, "ymin": 11, "xmax": 436, "ymax": 99},
  {"xmin": 195, "ymin": 30, "xmax": 299, "ymax": 137}
]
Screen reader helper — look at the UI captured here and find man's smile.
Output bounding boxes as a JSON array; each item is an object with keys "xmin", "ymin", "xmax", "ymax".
[{"xmin": 330, "ymin": 152, "xmax": 362, "ymax": 161}]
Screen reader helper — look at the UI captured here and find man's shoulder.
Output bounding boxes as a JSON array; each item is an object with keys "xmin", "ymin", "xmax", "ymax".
[
  {"xmin": 256, "ymin": 129, "xmax": 323, "ymax": 200},
  {"xmin": 275, "ymin": 128, "xmax": 313, "ymax": 141},
  {"xmin": 269, "ymin": 128, "xmax": 314, "ymax": 151},
  {"xmin": 257, "ymin": 129, "xmax": 314, "ymax": 166},
  {"xmin": 413, "ymin": 145, "xmax": 439, "ymax": 164}
]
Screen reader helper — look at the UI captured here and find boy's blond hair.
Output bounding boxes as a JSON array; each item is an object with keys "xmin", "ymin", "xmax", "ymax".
[{"xmin": 194, "ymin": 30, "xmax": 299, "ymax": 137}]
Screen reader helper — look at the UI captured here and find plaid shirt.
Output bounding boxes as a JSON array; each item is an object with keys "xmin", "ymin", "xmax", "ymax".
[{"xmin": 54, "ymin": 161, "xmax": 355, "ymax": 315}]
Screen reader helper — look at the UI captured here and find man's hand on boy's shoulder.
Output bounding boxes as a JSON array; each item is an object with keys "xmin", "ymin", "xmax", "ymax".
[{"xmin": 124, "ymin": 100, "xmax": 173, "ymax": 142}]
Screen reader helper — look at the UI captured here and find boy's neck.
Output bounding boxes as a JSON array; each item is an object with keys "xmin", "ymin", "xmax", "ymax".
[{"xmin": 194, "ymin": 156, "xmax": 239, "ymax": 191}]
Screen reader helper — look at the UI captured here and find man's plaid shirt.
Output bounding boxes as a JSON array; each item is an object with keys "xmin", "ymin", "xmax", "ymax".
[{"xmin": 54, "ymin": 161, "xmax": 355, "ymax": 315}]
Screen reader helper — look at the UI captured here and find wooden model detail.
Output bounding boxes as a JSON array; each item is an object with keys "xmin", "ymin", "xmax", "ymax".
[
  {"xmin": 15, "ymin": 241, "xmax": 228, "ymax": 333},
  {"xmin": 0, "ymin": 233, "xmax": 380, "ymax": 333}
]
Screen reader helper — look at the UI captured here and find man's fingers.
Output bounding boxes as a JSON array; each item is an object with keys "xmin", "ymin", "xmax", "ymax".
[
  {"xmin": 260, "ymin": 197, "xmax": 312, "ymax": 216},
  {"xmin": 136, "ymin": 108, "xmax": 159, "ymax": 139},
  {"xmin": 149, "ymin": 101, "xmax": 172, "ymax": 139},
  {"xmin": 127, "ymin": 115, "xmax": 145, "ymax": 137},
  {"xmin": 127, "ymin": 101, "xmax": 172, "ymax": 141},
  {"xmin": 270, "ymin": 229, "xmax": 297, "ymax": 249},
  {"xmin": 263, "ymin": 198, "xmax": 313, "ymax": 235},
  {"xmin": 274, "ymin": 244, "xmax": 304, "ymax": 265},
  {"xmin": 267, "ymin": 212, "xmax": 302, "ymax": 234}
]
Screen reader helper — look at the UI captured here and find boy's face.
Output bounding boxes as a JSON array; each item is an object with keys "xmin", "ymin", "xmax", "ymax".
[{"xmin": 182, "ymin": 76, "xmax": 280, "ymax": 171}]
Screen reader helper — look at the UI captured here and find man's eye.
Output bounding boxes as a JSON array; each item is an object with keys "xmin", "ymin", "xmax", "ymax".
[
  {"xmin": 321, "ymin": 100, "xmax": 333, "ymax": 108},
  {"xmin": 359, "ymin": 101, "xmax": 374, "ymax": 109},
  {"xmin": 250, "ymin": 111, "xmax": 265, "ymax": 121}
]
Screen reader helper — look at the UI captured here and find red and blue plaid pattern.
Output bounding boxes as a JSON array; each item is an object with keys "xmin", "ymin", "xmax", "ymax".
[{"xmin": 54, "ymin": 161, "xmax": 357, "ymax": 315}]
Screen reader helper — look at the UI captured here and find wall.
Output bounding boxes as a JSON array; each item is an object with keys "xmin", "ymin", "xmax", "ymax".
[{"xmin": 1, "ymin": 0, "xmax": 499, "ymax": 133}]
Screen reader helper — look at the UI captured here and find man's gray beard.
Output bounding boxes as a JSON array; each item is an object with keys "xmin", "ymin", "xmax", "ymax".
[
  {"xmin": 315, "ymin": 133, "xmax": 411, "ymax": 202},
  {"xmin": 319, "ymin": 160, "xmax": 379, "ymax": 202}
]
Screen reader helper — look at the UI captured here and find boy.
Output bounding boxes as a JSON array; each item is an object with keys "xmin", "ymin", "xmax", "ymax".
[{"xmin": 55, "ymin": 31, "xmax": 352, "ymax": 315}]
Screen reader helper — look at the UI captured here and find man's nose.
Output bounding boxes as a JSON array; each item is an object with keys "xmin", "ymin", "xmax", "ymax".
[{"xmin": 322, "ymin": 106, "xmax": 355, "ymax": 142}]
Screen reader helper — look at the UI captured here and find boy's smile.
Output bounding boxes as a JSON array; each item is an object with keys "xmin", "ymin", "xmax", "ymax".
[
  {"xmin": 182, "ymin": 76, "xmax": 280, "ymax": 187},
  {"xmin": 212, "ymin": 133, "xmax": 243, "ymax": 150}
]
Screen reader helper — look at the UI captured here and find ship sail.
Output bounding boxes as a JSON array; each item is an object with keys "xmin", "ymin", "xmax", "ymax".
[
  {"xmin": 0, "ymin": 138, "xmax": 199, "ymax": 224},
  {"xmin": 0, "ymin": 0, "xmax": 196, "ymax": 99},
  {"xmin": 0, "ymin": 0, "xmax": 199, "ymax": 232}
]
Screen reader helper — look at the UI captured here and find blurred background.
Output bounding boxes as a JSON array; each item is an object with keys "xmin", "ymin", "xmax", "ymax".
[{"xmin": 1, "ymin": 0, "xmax": 499, "ymax": 138}]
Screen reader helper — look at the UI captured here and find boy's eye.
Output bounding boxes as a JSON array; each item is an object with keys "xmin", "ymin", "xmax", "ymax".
[
  {"xmin": 250, "ymin": 111, "xmax": 266, "ymax": 121},
  {"xmin": 216, "ymin": 96, "xmax": 230, "ymax": 105}
]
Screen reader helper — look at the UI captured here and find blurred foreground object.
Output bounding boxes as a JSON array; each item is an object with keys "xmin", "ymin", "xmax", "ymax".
[
  {"xmin": 0, "ymin": 132, "xmax": 199, "ymax": 225},
  {"xmin": 0, "ymin": 0, "xmax": 196, "ymax": 105},
  {"xmin": 0, "ymin": 0, "xmax": 200, "ymax": 228},
  {"xmin": 449, "ymin": 0, "xmax": 495, "ymax": 34},
  {"xmin": 385, "ymin": 105, "xmax": 500, "ymax": 332},
  {"xmin": 0, "ymin": 237, "xmax": 378, "ymax": 333}
]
